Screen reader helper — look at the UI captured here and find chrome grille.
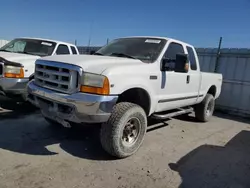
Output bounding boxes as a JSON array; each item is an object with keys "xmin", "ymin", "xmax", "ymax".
[{"xmin": 34, "ymin": 60, "xmax": 81, "ymax": 94}]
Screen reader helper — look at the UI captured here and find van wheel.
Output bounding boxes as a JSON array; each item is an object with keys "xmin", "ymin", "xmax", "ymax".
[
  {"xmin": 195, "ymin": 94, "xmax": 215, "ymax": 122},
  {"xmin": 100, "ymin": 102, "xmax": 147, "ymax": 158}
]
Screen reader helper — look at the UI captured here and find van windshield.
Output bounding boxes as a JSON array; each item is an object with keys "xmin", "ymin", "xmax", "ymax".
[
  {"xmin": 96, "ymin": 37, "xmax": 167, "ymax": 63},
  {"xmin": 0, "ymin": 38, "xmax": 56, "ymax": 57}
]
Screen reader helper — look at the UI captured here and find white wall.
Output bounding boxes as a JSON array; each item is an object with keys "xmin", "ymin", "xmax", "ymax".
[{"xmin": 0, "ymin": 40, "xmax": 9, "ymax": 48}]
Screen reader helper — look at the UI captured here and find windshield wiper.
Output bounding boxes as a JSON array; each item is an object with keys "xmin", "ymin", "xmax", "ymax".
[
  {"xmin": 109, "ymin": 52, "xmax": 137, "ymax": 59},
  {"xmin": 16, "ymin": 51, "xmax": 36, "ymax": 56}
]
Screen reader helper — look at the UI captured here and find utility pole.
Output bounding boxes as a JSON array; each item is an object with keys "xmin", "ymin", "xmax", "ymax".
[
  {"xmin": 215, "ymin": 37, "xmax": 222, "ymax": 72},
  {"xmin": 87, "ymin": 20, "xmax": 94, "ymax": 53}
]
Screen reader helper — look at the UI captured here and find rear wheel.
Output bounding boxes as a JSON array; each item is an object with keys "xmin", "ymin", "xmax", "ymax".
[
  {"xmin": 195, "ymin": 94, "xmax": 215, "ymax": 122},
  {"xmin": 100, "ymin": 102, "xmax": 147, "ymax": 158}
]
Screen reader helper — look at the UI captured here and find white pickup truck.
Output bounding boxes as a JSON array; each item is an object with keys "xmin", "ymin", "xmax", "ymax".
[
  {"xmin": 27, "ymin": 36, "xmax": 223, "ymax": 158},
  {"xmin": 0, "ymin": 37, "xmax": 79, "ymax": 102}
]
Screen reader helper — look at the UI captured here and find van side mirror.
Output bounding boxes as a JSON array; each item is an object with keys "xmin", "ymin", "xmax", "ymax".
[{"xmin": 174, "ymin": 54, "xmax": 189, "ymax": 73}]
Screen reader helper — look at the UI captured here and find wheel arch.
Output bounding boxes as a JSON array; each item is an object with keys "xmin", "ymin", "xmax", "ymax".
[
  {"xmin": 117, "ymin": 87, "xmax": 152, "ymax": 116},
  {"xmin": 207, "ymin": 85, "xmax": 217, "ymax": 97}
]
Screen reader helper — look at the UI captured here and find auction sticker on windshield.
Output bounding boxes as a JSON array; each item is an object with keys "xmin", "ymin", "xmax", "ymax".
[
  {"xmin": 145, "ymin": 39, "xmax": 161, "ymax": 44},
  {"xmin": 41, "ymin": 42, "xmax": 53, "ymax": 46}
]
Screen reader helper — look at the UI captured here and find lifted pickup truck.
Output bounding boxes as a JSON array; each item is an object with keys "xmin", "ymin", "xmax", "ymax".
[
  {"xmin": 0, "ymin": 37, "xmax": 79, "ymax": 102},
  {"xmin": 27, "ymin": 36, "xmax": 222, "ymax": 158}
]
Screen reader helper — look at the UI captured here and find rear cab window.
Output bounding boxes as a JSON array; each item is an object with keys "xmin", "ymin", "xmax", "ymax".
[{"xmin": 70, "ymin": 46, "xmax": 78, "ymax": 54}]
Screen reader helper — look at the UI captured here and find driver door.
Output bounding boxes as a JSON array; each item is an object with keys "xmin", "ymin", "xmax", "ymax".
[{"xmin": 156, "ymin": 42, "xmax": 191, "ymax": 112}]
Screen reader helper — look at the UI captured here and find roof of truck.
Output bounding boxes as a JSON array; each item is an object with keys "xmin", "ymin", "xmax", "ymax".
[
  {"xmin": 119, "ymin": 36, "xmax": 193, "ymax": 47},
  {"xmin": 16, "ymin": 37, "xmax": 76, "ymax": 46}
]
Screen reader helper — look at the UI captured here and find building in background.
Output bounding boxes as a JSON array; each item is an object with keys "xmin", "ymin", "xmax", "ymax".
[{"xmin": 0, "ymin": 40, "xmax": 9, "ymax": 48}]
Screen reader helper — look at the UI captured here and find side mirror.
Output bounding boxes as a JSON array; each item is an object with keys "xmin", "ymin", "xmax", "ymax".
[
  {"xmin": 160, "ymin": 58, "xmax": 175, "ymax": 71},
  {"xmin": 174, "ymin": 53, "xmax": 189, "ymax": 73}
]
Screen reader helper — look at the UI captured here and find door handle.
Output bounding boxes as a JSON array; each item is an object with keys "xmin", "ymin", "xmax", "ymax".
[{"xmin": 187, "ymin": 75, "xmax": 190, "ymax": 84}]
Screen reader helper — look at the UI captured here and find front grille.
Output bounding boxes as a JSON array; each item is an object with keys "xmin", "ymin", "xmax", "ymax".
[
  {"xmin": 0, "ymin": 63, "xmax": 3, "ymax": 77},
  {"xmin": 34, "ymin": 61, "xmax": 81, "ymax": 94}
]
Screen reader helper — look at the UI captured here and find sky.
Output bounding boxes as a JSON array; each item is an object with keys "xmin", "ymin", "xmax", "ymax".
[{"xmin": 1, "ymin": 0, "xmax": 250, "ymax": 48}]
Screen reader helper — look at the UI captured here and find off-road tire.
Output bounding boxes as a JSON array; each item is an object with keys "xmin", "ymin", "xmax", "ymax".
[
  {"xmin": 195, "ymin": 94, "xmax": 215, "ymax": 122},
  {"xmin": 100, "ymin": 102, "xmax": 147, "ymax": 158}
]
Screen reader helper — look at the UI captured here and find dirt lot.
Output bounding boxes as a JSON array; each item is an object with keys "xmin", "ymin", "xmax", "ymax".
[{"xmin": 0, "ymin": 106, "xmax": 250, "ymax": 188}]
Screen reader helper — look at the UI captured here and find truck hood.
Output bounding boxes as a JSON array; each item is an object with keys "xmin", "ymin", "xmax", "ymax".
[
  {"xmin": 0, "ymin": 51, "xmax": 40, "ymax": 66},
  {"xmin": 40, "ymin": 54, "xmax": 144, "ymax": 74}
]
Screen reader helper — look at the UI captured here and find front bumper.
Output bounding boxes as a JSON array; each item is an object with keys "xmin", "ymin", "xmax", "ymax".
[
  {"xmin": 27, "ymin": 81, "xmax": 118, "ymax": 124},
  {"xmin": 0, "ymin": 77, "xmax": 29, "ymax": 98}
]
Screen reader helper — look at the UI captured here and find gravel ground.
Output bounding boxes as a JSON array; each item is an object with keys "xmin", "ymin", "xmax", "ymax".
[{"xmin": 0, "ymin": 106, "xmax": 250, "ymax": 188}]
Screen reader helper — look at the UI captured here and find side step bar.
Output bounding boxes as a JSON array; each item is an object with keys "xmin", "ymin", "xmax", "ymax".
[{"xmin": 152, "ymin": 108, "xmax": 193, "ymax": 120}]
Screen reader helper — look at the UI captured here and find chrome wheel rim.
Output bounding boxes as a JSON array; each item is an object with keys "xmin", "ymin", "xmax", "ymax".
[
  {"xmin": 122, "ymin": 117, "xmax": 141, "ymax": 146},
  {"xmin": 206, "ymin": 100, "xmax": 213, "ymax": 116}
]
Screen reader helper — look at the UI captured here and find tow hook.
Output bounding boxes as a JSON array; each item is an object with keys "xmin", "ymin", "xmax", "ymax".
[{"xmin": 62, "ymin": 121, "xmax": 71, "ymax": 128}]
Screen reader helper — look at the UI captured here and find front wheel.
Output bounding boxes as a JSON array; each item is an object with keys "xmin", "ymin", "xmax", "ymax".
[
  {"xmin": 100, "ymin": 102, "xmax": 147, "ymax": 158},
  {"xmin": 195, "ymin": 94, "xmax": 215, "ymax": 122}
]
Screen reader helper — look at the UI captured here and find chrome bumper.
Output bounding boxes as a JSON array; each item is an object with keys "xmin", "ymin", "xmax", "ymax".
[
  {"xmin": 27, "ymin": 81, "xmax": 118, "ymax": 124},
  {"xmin": 0, "ymin": 77, "xmax": 29, "ymax": 97}
]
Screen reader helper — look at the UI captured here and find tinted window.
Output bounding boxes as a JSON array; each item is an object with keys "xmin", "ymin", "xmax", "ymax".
[
  {"xmin": 163, "ymin": 43, "xmax": 184, "ymax": 71},
  {"xmin": 187, "ymin": 46, "xmax": 197, "ymax": 70},
  {"xmin": 96, "ymin": 38, "xmax": 167, "ymax": 63},
  {"xmin": 164, "ymin": 42, "xmax": 184, "ymax": 60},
  {"xmin": 71, "ymin": 46, "xmax": 77, "ymax": 54},
  {"xmin": 56, "ymin": 44, "xmax": 70, "ymax": 55},
  {"xmin": 0, "ymin": 39, "xmax": 56, "ymax": 57}
]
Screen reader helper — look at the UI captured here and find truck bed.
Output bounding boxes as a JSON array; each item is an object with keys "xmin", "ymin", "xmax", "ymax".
[{"xmin": 200, "ymin": 72, "xmax": 222, "ymax": 99}]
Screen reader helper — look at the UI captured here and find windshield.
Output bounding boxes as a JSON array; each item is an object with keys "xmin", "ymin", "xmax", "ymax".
[
  {"xmin": 0, "ymin": 38, "xmax": 56, "ymax": 57},
  {"xmin": 96, "ymin": 37, "xmax": 167, "ymax": 63}
]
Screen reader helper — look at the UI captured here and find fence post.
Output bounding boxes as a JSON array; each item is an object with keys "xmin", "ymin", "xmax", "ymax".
[{"xmin": 215, "ymin": 37, "xmax": 222, "ymax": 72}]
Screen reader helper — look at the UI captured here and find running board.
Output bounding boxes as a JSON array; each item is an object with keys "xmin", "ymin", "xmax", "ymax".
[{"xmin": 152, "ymin": 108, "xmax": 193, "ymax": 120}]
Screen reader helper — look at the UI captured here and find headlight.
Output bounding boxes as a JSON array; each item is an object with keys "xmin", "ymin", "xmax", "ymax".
[
  {"xmin": 4, "ymin": 66, "xmax": 24, "ymax": 78},
  {"xmin": 80, "ymin": 73, "xmax": 110, "ymax": 95}
]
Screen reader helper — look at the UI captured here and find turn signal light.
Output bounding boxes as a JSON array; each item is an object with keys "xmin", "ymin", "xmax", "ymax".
[
  {"xmin": 80, "ymin": 77, "xmax": 110, "ymax": 95},
  {"xmin": 4, "ymin": 68, "xmax": 24, "ymax": 78}
]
